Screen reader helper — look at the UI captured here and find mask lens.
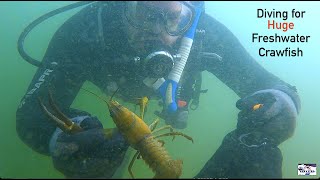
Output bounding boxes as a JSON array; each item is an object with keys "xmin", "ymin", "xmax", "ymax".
[
  {"xmin": 125, "ymin": 1, "xmax": 194, "ymax": 36},
  {"xmin": 165, "ymin": 2, "xmax": 193, "ymax": 35},
  {"xmin": 125, "ymin": 2, "xmax": 160, "ymax": 31}
]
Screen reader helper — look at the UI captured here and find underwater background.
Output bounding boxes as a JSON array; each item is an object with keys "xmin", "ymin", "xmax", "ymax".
[{"xmin": 1, "ymin": 1, "xmax": 319, "ymax": 178}]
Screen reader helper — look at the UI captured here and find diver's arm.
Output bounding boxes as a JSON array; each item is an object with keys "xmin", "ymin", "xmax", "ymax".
[
  {"xmin": 15, "ymin": 6, "xmax": 99, "ymax": 156},
  {"xmin": 198, "ymin": 14, "xmax": 300, "ymax": 112}
]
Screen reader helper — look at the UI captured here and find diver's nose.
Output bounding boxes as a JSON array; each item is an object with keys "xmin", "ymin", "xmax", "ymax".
[{"xmin": 149, "ymin": 19, "xmax": 163, "ymax": 35}]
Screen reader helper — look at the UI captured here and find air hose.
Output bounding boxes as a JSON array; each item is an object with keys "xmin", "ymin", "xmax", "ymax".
[
  {"xmin": 17, "ymin": 1, "xmax": 94, "ymax": 67},
  {"xmin": 159, "ymin": 1, "xmax": 205, "ymax": 113}
]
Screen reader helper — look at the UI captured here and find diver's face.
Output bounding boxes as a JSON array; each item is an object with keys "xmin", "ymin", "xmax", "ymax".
[
  {"xmin": 123, "ymin": 2, "xmax": 183, "ymax": 54},
  {"xmin": 125, "ymin": 26, "xmax": 180, "ymax": 54}
]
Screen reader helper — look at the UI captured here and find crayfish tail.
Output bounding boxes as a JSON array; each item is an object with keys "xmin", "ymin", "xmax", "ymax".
[{"xmin": 153, "ymin": 159, "xmax": 183, "ymax": 179}]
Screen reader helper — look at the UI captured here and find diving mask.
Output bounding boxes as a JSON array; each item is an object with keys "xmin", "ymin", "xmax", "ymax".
[{"xmin": 124, "ymin": 1, "xmax": 195, "ymax": 36}]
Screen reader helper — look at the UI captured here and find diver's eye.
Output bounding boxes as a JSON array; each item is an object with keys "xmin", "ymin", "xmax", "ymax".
[
  {"xmin": 145, "ymin": 12, "xmax": 159, "ymax": 22},
  {"xmin": 166, "ymin": 11, "xmax": 180, "ymax": 22}
]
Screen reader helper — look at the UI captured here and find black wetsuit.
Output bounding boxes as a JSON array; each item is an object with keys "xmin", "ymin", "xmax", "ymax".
[{"xmin": 16, "ymin": 2, "xmax": 300, "ymax": 178}]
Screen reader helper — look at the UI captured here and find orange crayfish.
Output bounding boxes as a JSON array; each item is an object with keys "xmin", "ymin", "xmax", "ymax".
[{"xmin": 82, "ymin": 88, "xmax": 194, "ymax": 179}]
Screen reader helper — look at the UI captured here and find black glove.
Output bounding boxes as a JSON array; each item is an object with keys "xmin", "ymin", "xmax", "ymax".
[
  {"xmin": 155, "ymin": 106, "xmax": 189, "ymax": 129},
  {"xmin": 235, "ymin": 88, "xmax": 299, "ymax": 146},
  {"xmin": 50, "ymin": 115, "xmax": 130, "ymax": 178}
]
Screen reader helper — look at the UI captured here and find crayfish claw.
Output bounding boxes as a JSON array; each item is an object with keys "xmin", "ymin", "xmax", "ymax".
[{"xmin": 38, "ymin": 90, "xmax": 82, "ymax": 134}]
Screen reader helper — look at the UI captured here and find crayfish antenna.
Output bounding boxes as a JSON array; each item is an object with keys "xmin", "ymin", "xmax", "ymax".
[
  {"xmin": 81, "ymin": 88, "xmax": 110, "ymax": 105},
  {"xmin": 110, "ymin": 87, "xmax": 120, "ymax": 101}
]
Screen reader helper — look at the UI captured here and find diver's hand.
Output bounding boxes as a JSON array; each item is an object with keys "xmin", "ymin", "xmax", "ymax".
[
  {"xmin": 235, "ymin": 89, "xmax": 299, "ymax": 145},
  {"xmin": 155, "ymin": 107, "xmax": 189, "ymax": 129},
  {"xmin": 50, "ymin": 116, "xmax": 129, "ymax": 178}
]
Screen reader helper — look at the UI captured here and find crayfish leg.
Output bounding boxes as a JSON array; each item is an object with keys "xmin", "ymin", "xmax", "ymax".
[
  {"xmin": 151, "ymin": 125, "xmax": 175, "ymax": 141},
  {"xmin": 149, "ymin": 118, "xmax": 160, "ymax": 131},
  {"xmin": 128, "ymin": 150, "xmax": 140, "ymax": 179},
  {"xmin": 153, "ymin": 132, "xmax": 194, "ymax": 143}
]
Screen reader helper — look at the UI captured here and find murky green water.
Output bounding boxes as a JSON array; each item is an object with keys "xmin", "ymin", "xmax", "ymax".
[{"xmin": 1, "ymin": 1, "xmax": 319, "ymax": 178}]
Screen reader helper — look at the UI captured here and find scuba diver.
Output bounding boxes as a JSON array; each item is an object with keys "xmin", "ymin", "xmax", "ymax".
[{"xmin": 16, "ymin": 1, "xmax": 301, "ymax": 178}]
